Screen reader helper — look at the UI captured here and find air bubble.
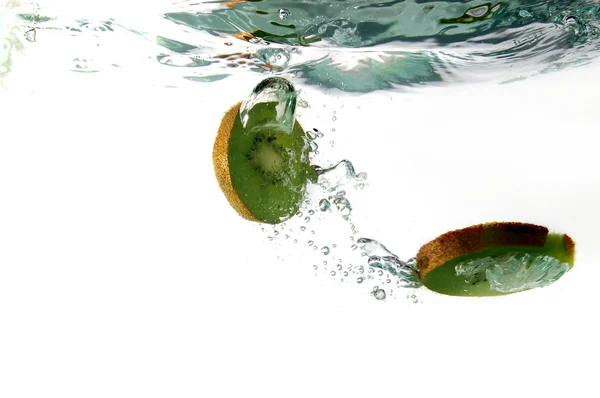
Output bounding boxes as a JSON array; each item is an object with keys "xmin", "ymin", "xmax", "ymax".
[
  {"xmin": 321, "ymin": 246, "xmax": 330, "ymax": 255},
  {"xmin": 330, "ymin": 271, "xmax": 336, "ymax": 276},
  {"xmin": 308, "ymin": 240, "xmax": 314, "ymax": 246},
  {"xmin": 337, "ymin": 264, "xmax": 342, "ymax": 270},
  {"xmin": 319, "ymin": 199, "xmax": 331, "ymax": 211},
  {"xmin": 300, "ymin": 226, "xmax": 306, "ymax": 231},
  {"xmin": 279, "ymin": 8, "xmax": 291, "ymax": 20},
  {"xmin": 25, "ymin": 28, "xmax": 36, "ymax": 42},
  {"xmin": 372, "ymin": 287, "xmax": 386, "ymax": 300},
  {"xmin": 304, "ymin": 216, "xmax": 311, "ymax": 222}
]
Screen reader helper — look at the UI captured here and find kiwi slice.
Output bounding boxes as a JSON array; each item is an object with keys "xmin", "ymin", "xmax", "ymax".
[
  {"xmin": 212, "ymin": 81, "xmax": 312, "ymax": 224},
  {"xmin": 417, "ymin": 222, "xmax": 575, "ymax": 297}
]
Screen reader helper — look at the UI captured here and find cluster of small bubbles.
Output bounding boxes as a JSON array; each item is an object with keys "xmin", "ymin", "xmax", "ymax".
[
  {"xmin": 279, "ymin": 8, "xmax": 291, "ymax": 20},
  {"xmin": 371, "ymin": 287, "xmax": 386, "ymax": 300},
  {"xmin": 321, "ymin": 246, "xmax": 330, "ymax": 255},
  {"xmin": 319, "ymin": 199, "xmax": 331, "ymax": 211}
]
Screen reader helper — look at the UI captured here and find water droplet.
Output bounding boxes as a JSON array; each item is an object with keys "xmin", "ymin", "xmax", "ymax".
[
  {"xmin": 25, "ymin": 28, "xmax": 36, "ymax": 42},
  {"xmin": 319, "ymin": 199, "xmax": 331, "ymax": 212},
  {"xmin": 279, "ymin": 8, "xmax": 291, "ymax": 20},
  {"xmin": 372, "ymin": 288, "xmax": 386, "ymax": 301},
  {"xmin": 321, "ymin": 246, "xmax": 330, "ymax": 255},
  {"xmin": 356, "ymin": 277, "xmax": 364, "ymax": 284}
]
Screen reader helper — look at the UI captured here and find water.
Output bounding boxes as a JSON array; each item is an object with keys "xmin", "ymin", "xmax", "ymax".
[
  {"xmin": 2, "ymin": 1, "xmax": 600, "ymax": 90},
  {"xmin": 1, "ymin": 0, "xmax": 593, "ymax": 302},
  {"xmin": 456, "ymin": 252, "xmax": 571, "ymax": 293}
]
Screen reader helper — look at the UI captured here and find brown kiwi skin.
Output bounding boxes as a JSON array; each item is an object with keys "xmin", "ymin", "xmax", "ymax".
[
  {"xmin": 416, "ymin": 222, "xmax": 554, "ymax": 281},
  {"xmin": 212, "ymin": 102, "xmax": 259, "ymax": 222}
]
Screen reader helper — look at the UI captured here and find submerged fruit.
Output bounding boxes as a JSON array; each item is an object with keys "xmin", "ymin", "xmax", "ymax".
[
  {"xmin": 212, "ymin": 78, "xmax": 312, "ymax": 224},
  {"xmin": 417, "ymin": 222, "xmax": 575, "ymax": 297}
]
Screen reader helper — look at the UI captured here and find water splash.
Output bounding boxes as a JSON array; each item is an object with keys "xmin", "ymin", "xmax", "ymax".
[
  {"xmin": 457, "ymin": 252, "xmax": 570, "ymax": 293},
  {"xmin": 314, "ymin": 160, "xmax": 367, "ymax": 193},
  {"xmin": 357, "ymin": 238, "xmax": 422, "ymax": 289},
  {"xmin": 7, "ymin": 1, "xmax": 600, "ymax": 90}
]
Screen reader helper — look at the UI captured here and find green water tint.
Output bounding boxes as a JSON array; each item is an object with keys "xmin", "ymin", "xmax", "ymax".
[
  {"xmin": 228, "ymin": 94, "xmax": 313, "ymax": 224},
  {"xmin": 423, "ymin": 234, "xmax": 574, "ymax": 297}
]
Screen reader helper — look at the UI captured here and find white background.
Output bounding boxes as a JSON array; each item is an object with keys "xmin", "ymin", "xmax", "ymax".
[{"xmin": 2, "ymin": 5, "xmax": 600, "ymax": 396}]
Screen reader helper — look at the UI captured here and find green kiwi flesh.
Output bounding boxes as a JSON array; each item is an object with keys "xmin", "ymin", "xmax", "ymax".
[
  {"xmin": 227, "ymin": 101, "xmax": 311, "ymax": 224},
  {"xmin": 423, "ymin": 233, "xmax": 574, "ymax": 297}
]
